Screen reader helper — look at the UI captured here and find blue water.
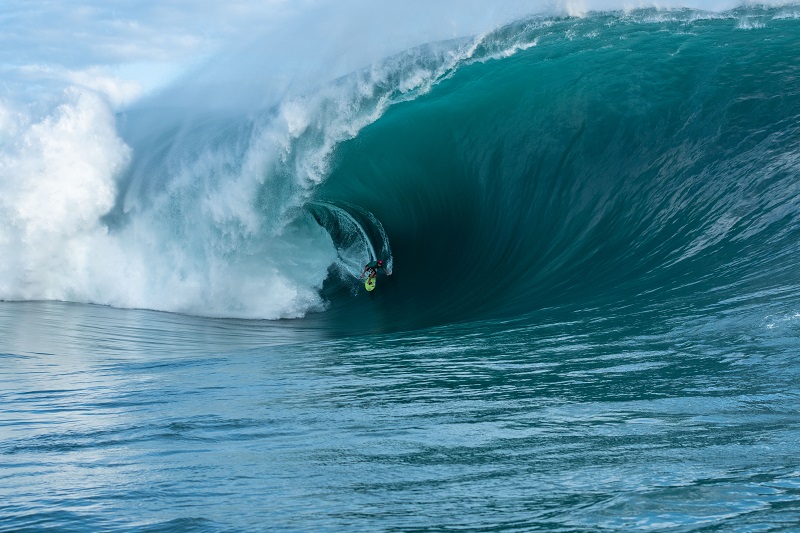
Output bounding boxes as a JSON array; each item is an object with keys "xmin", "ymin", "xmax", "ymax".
[
  {"xmin": 3, "ymin": 6, "xmax": 800, "ymax": 531},
  {"xmin": 3, "ymin": 300, "xmax": 800, "ymax": 531}
]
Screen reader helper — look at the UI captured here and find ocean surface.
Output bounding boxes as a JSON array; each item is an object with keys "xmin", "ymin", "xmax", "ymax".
[{"xmin": 3, "ymin": 6, "xmax": 800, "ymax": 531}]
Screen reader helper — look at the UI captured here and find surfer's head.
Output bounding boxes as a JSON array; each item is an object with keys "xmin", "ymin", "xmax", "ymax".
[{"xmin": 377, "ymin": 260, "xmax": 383, "ymax": 267}]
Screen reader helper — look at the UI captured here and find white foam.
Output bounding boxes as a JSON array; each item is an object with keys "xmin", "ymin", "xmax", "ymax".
[
  {"xmin": 0, "ymin": 88, "xmax": 129, "ymax": 299},
  {"xmin": 0, "ymin": 79, "xmax": 342, "ymax": 318}
]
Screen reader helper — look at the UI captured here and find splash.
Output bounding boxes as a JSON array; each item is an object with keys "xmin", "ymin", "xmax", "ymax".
[{"xmin": 0, "ymin": 88, "xmax": 129, "ymax": 301}]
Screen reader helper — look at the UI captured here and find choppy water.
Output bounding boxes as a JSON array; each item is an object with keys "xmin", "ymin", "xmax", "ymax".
[{"xmin": 2, "ymin": 298, "xmax": 800, "ymax": 531}]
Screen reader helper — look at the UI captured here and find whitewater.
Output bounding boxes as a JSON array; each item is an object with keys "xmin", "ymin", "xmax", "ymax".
[{"xmin": 2, "ymin": 1, "xmax": 800, "ymax": 531}]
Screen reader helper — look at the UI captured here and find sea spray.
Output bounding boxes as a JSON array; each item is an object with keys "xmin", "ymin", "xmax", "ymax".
[
  {"xmin": 0, "ymin": 88, "xmax": 129, "ymax": 301},
  {"xmin": 1, "ymin": 22, "xmax": 485, "ymax": 317}
]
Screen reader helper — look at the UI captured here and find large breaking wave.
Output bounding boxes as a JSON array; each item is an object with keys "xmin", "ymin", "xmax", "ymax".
[{"xmin": 2, "ymin": 6, "xmax": 800, "ymax": 331}]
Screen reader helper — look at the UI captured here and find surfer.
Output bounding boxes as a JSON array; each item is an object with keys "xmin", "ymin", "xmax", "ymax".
[{"xmin": 360, "ymin": 259, "xmax": 386, "ymax": 281}]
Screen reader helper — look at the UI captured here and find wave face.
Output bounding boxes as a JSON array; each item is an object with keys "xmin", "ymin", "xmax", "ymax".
[
  {"xmin": 316, "ymin": 8, "xmax": 800, "ymax": 329},
  {"xmin": 3, "ymin": 7, "xmax": 800, "ymax": 329}
]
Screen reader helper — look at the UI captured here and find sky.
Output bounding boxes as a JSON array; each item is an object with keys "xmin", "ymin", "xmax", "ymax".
[
  {"xmin": 0, "ymin": 0, "xmax": 304, "ymax": 105},
  {"xmin": 0, "ymin": 0, "xmax": 755, "ymax": 109}
]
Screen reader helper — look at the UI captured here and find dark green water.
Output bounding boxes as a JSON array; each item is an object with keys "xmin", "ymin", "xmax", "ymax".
[{"xmin": 315, "ymin": 9, "xmax": 800, "ymax": 333}]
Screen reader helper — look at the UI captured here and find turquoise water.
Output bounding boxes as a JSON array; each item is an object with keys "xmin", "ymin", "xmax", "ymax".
[
  {"xmin": 3, "ymin": 7, "xmax": 800, "ymax": 531},
  {"xmin": 3, "ymin": 300, "xmax": 800, "ymax": 530}
]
